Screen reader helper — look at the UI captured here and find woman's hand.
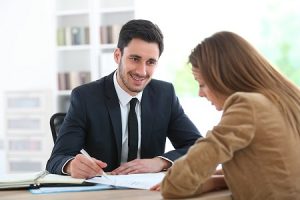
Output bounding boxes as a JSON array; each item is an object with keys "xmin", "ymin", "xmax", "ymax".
[
  {"xmin": 202, "ymin": 175, "xmax": 228, "ymax": 193},
  {"xmin": 150, "ymin": 182, "xmax": 161, "ymax": 191}
]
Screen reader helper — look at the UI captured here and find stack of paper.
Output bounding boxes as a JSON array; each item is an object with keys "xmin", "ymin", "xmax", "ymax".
[{"xmin": 86, "ymin": 172, "xmax": 165, "ymax": 190}]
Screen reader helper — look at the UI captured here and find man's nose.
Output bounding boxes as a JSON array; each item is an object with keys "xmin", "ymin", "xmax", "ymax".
[{"xmin": 135, "ymin": 63, "xmax": 147, "ymax": 76}]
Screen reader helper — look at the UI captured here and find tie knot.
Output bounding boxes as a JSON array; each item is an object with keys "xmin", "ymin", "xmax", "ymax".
[{"xmin": 130, "ymin": 98, "xmax": 138, "ymax": 108}]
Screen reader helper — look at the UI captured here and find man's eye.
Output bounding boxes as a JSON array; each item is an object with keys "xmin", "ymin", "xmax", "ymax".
[
  {"xmin": 147, "ymin": 60, "xmax": 157, "ymax": 66},
  {"xmin": 130, "ymin": 57, "xmax": 139, "ymax": 61}
]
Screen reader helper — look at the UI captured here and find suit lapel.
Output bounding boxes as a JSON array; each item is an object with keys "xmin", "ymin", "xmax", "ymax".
[
  {"xmin": 104, "ymin": 72, "xmax": 122, "ymax": 162},
  {"xmin": 140, "ymin": 86, "xmax": 155, "ymax": 158}
]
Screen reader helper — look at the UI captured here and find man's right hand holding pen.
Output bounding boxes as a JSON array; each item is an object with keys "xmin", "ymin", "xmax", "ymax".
[{"xmin": 63, "ymin": 149, "xmax": 108, "ymax": 179}]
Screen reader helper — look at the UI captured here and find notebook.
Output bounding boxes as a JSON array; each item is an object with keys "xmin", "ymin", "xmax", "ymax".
[{"xmin": 0, "ymin": 170, "xmax": 93, "ymax": 189}]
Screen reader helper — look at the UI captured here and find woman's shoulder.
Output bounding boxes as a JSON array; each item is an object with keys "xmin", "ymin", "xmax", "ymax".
[
  {"xmin": 231, "ymin": 92, "xmax": 268, "ymax": 101},
  {"xmin": 225, "ymin": 92, "xmax": 273, "ymax": 110}
]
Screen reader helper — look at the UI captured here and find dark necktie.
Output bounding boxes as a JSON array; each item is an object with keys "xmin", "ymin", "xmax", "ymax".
[{"xmin": 127, "ymin": 98, "xmax": 138, "ymax": 161}]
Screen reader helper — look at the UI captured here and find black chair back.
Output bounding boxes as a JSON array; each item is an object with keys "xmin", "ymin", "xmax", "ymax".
[{"xmin": 49, "ymin": 113, "xmax": 66, "ymax": 143}]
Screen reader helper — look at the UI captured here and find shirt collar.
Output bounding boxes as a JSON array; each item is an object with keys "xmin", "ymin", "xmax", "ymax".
[{"xmin": 113, "ymin": 71, "xmax": 143, "ymax": 106}]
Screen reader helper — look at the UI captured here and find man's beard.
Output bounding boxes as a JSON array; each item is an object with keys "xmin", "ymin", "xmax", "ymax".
[{"xmin": 118, "ymin": 62, "xmax": 149, "ymax": 94}]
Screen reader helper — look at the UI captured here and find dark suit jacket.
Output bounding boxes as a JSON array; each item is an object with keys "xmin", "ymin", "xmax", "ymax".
[{"xmin": 46, "ymin": 72, "xmax": 201, "ymax": 174}]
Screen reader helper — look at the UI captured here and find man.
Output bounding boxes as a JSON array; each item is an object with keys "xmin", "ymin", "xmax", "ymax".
[{"xmin": 46, "ymin": 19, "xmax": 201, "ymax": 178}]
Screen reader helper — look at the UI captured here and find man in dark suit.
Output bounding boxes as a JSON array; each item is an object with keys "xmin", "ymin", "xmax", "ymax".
[{"xmin": 46, "ymin": 19, "xmax": 201, "ymax": 178}]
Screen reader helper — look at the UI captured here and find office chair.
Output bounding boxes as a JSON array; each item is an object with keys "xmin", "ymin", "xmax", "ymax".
[{"xmin": 49, "ymin": 112, "xmax": 66, "ymax": 143}]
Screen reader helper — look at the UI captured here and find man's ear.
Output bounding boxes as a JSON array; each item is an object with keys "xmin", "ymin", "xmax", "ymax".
[{"xmin": 114, "ymin": 48, "xmax": 121, "ymax": 64}]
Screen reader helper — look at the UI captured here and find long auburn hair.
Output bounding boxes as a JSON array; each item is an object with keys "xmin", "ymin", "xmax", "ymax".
[{"xmin": 189, "ymin": 31, "xmax": 300, "ymax": 132}]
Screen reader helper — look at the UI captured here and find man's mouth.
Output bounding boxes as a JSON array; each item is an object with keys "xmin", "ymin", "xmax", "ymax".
[{"xmin": 130, "ymin": 74, "xmax": 146, "ymax": 82}]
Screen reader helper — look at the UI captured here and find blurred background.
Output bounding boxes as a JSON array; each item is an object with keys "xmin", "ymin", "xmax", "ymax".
[{"xmin": 0, "ymin": 0, "xmax": 299, "ymax": 175}]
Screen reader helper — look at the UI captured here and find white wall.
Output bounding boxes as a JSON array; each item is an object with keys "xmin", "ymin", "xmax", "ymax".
[
  {"xmin": 0, "ymin": 0, "xmax": 55, "ymax": 88},
  {"xmin": 0, "ymin": 0, "xmax": 55, "ymax": 174},
  {"xmin": 135, "ymin": 0, "xmax": 264, "ymax": 135},
  {"xmin": 135, "ymin": 0, "xmax": 263, "ymax": 82},
  {"xmin": 0, "ymin": 0, "xmax": 55, "ymax": 132}
]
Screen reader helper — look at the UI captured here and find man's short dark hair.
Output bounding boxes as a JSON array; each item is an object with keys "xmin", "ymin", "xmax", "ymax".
[{"xmin": 117, "ymin": 19, "xmax": 164, "ymax": 57}]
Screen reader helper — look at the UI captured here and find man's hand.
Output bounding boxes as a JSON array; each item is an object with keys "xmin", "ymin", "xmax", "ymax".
[
  {"xmin": 111, "ymin": 157, "xmax": 171, "ymax": 175},
  {"xmin": 64, "ymin": 154, "xmax": 107, "ymax": 179}
]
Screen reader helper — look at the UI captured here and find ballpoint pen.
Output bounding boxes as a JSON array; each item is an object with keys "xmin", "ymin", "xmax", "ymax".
[{"xmin": 80, "ymin": 149, "xmax": 109, "ymax": 179}]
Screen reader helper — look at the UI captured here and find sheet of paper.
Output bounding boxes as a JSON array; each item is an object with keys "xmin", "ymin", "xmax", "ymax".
[{"xmin": 86, "ymin": 172, "xmax": 165, "ymax": 190}]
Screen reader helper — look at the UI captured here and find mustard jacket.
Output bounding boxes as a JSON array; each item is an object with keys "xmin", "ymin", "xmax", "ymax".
[{"xmin": 161, "ymin": 92, "xmax": 300, "ymax": 200}]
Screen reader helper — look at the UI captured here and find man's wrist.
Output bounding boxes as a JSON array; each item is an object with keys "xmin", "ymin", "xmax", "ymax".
[
  {"xmin": 62, "ymin": 157, "xmax": 74, "ymax": 175},
  {"xmin": 155, "ymin": 156, "xmax": 173, "ymax": 170}
]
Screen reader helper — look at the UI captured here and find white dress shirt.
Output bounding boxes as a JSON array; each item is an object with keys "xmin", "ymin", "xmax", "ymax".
[{"xmin": 113, "ymin": 72, "xmax": 143, "ymax": 163}]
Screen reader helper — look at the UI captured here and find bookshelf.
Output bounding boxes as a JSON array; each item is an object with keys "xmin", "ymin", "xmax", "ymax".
[
  {"xmin": 4, "ymin": 91, "xmax": 53, "ymax": 173},
  {"xmin": 55, "ymin": 0, "xmax": 135, "ymax": 112}
]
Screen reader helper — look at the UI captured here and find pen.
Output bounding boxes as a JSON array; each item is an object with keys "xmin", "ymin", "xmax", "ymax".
[{"xmin": 80, "ymin": 149, "xmax": 109, "ymax": 179}]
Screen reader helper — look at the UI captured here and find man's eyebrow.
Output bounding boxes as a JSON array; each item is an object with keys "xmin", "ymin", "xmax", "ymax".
[
  {"xmin": 129, "ymin": 54, "xmax": 158, "ymax": 62},
  {"xmin": 129, "ymin": 54, "xmax": 142, "ymax": 58},
  {"xmin": 148, "ymin": 58, "xmax": 157, "ymax": 62}
]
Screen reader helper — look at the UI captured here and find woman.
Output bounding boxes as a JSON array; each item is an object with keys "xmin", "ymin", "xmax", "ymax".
[{"xmin": 153, "ymin": 31, "xmax": 300, "ymax": 199}]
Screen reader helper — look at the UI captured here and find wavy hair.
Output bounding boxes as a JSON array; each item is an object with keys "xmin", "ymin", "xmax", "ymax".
[{"xmin": 189, "ymin": 31, "xmax": 300, "ymax": 132}]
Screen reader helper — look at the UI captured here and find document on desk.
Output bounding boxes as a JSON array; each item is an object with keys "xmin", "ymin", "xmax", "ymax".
[
  {"xmin": 29, "ymin": 183, "xmax": 116, "ymax": 194},
  {"xmin": 86, "ymin": 172, "xmax": 165, "ymax": 190}
]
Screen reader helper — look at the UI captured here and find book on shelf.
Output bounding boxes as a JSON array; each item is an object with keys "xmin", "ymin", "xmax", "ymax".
[
  {"xmin": 57, "ymin": 28, "xmax": 65, "ymax": 46},
  {"xmin": 81, "ymin": 27, "xmax": 90, "ymax": 45},
  {"xmin": 100, "ymin": 26, "xmax": 109, "ymax": 44},
  {"xmin": 100, "ymin": 24, "xmax": 121, "ymax": 44},
  {"xmin": 78, "ymin": 71, "xmax": 91, "ymax": 85},
  {"xmin": 57, "ymin": 72, "xmax": 70, "ymax": 90},
  {"xmin": 0, "ymin": 170, "xmax": 93, "ymax": 189},
  {"xmin": 57, "ymin": 26, "xmax": 89, "ymax": 46},
  {"xmin": 71, "ymin": 27, "xmax": 81, "ymax": 45},
  {"xmin": 111, "ymin": 24, "xmax": 121, "ymax": 44},
  {"xmin": 64, "ymin": 27, "xmax": 72, "ymax": 46},
  {"xmin": 57, "ymin": 71, "xmax": 91, "ymax": 90}
]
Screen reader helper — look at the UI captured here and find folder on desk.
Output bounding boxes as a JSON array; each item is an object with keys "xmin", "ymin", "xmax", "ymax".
[{"xmin": 0, "ymin": 170, "xmax": 93, "ymax": 189}]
